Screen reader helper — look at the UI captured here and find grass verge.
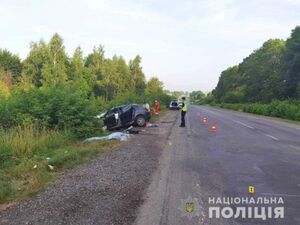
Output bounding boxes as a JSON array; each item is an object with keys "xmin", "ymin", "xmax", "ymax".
[
  {"xmin": 208, "ymin": 104, "xmax": 300, "ymax": 126},
  {"xmin": 0, "ymin": 124, "xmax": 118, "ymax": 206},
  {"xmin": 211, "ymin": 101, "xmax": 300, "ymax": 122}
]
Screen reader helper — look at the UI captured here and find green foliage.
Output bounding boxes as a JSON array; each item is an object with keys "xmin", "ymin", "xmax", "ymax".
[
  {"xmin": 213, "ymin": 26, "xmax": 300, "ymax": 106},
  {"xmin": 190, "ymin": 90, "xmax": 205, "ymax": 104},
  {"xmin": 68, "ymin": 46, "xmax": 85, "ymax": 81},
  {"xmin": 165, "ymin": 91, "xmax": 185, "ymax": 99},
  {"xmin": 0, "ymin": 180, "xmax": 15, "ymax": 202},
  {"xmin": 214, "ymin": 66, "xmax": 241, "ymax": 102},
  {"xmin": 0, "ymin": 32, "xmax": 171, "ymax": 138},
  {"xmin": 0, "ymin": 32, "xmax": 171, "ymax": 204},
  {"xmin": 129, "ymin": 55, "xmax": 146, "ymax": 95},
  {"xmin": 0, "ymin": 124, "xmax": 67, "ymax": 160},
  {"xmin": 0, "ymin": 123, "xmax": 115, "ymax": 203},
  {"xmin": 217, "ymin": 100, "xmax": 300, "ymax": 121},
  {"xmin": 222, "ymin": 87, "xmax": 245, "ymax": 103},
  {"xmin": 0, "ymin": 85, "xmax": 101, "ymax": 137},
  {"xmin": 41, "ymin": 34, "xmax": 68, "ymax": 86},
  {"xmin": 107, "ymin": 91, "xmax": 143, "ymax": 108},
  {"xmin": 21, "ymin": 40, "xmax": 50, "ymax": 87},
  {"xmin": 145, "ymin": 77, "xmax": 164, "ymax": 96},
  {"xmin": 0, "ymin": 49, "xmax": 22, "ymax": 83},
  {"xmin": 0, "ymin": 80, "xmax": 10, "ymax": 97},
  {"xmin": 282, "ymin": 26, "xmax": 300, "ymax": 98}
]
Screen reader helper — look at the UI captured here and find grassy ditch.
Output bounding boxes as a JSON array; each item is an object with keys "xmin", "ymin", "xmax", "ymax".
[
  {"xmin": 0, "ymin": 124, "xmax": 118, "ymax": 205},
  {"xmin": 213, "ymin": 100, "xmax": 300, "ymax": 122}
]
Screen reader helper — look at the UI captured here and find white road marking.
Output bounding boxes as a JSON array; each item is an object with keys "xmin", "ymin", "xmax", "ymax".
[
  {"xmin": 264, "ymin": 134, "xmax": 279, "ymax": 141},
  {"xmin": 289, "ymin": 145, "xmax": 300, "ymax": 151},
  {"xmin": 235, "ymin": 121, "xmax": 254, "ymax": 129}
]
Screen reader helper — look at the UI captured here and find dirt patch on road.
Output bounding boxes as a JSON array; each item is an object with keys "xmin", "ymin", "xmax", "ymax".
[{"xmin": 0, "ymin": 111, "xmax": 178, "ymax": 225}]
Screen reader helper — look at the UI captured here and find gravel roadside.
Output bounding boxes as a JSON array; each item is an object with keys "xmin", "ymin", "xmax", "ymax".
[{"xmin": 0, "ymin": 110, "xmax": 178, "ymax": 225}]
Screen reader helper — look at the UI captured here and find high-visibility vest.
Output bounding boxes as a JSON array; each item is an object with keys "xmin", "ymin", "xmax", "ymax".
[{"xmin": 182, "ymin": 101, "xmax": 188, "ymax": 112}]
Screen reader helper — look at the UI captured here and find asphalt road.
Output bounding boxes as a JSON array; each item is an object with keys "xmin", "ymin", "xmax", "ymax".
[{"xmin": 135, "ymin": 105, "xmax": 300, "ymax": 225}]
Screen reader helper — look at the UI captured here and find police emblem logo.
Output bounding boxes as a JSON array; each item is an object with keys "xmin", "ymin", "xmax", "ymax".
[
  {"xmin": 186, "ymin": 202, "xmax": 194, "ymax": 213},
  {"xmin": 178, "ymin": 196, "xmax": 201, "ymax": 219}
]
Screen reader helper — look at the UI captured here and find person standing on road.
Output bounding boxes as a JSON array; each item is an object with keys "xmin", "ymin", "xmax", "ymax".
[{"xmin": 180, "ymin": 96, "xmax": 188, "ymax": 127}]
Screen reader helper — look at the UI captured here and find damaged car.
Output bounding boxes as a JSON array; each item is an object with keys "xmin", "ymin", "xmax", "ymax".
[{"xmin": 102, "ymin": 104, "xmax": 151, "ymax": 130}]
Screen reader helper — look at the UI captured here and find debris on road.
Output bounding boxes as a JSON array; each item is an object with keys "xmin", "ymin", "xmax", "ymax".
[
  {"xmin": 146, "ymin": 122, "xmax": 159, "ymax": 128},
  {"xmin": 48, "ymin": 165, "xmax": 54, "ymax": 170},
  {"xmin": 125, "ymin": 126, "xmax": 139, "ymax": 134}
]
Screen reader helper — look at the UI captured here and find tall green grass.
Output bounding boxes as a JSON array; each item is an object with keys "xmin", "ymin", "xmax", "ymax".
[
  {"xmin": 0, "ymin": 124, "xmax": 116, "ymax": 204},
  {"xmin": 0, "ymin": 123, "xmax": 67, "ymax": 159}
]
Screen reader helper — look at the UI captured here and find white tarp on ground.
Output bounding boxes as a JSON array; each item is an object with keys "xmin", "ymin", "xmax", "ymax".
[{"xmin": 83, "ymin": 132, "xmax": 130, "ymax": 142}]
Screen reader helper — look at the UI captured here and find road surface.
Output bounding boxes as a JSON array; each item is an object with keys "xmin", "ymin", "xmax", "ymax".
[{"xmin": 135, "ymin": 105, "xmax": 300, "ymax": 225}]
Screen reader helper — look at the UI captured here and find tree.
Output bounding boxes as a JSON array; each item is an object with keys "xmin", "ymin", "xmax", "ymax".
[
  {"xmin": 214, "ymin": 66, "xmax": 242, "ymax": 102},
  {"xmin": 113, "ymin": 55, "xmax": 132, "ymax": 91},
  {"xmin": 0, "ymin": 49, "xmax": 22, "ymax": 83},
  {"xmin": 41, "ymin": 33, "xmax": 68, "ymax": 86},
  {"xmin": 214, "ymin": 39, "xmax": 286, "ymax": 103},
  {"xmin": 145, "ymin": 77, "xmax": 164, "ymax": 96},
  {"xmin": 282, "ymin": 26, "xmax": 300, "ymax": 98},
  {"xmin": 0, "ymin": 70, "xmax": 12, "ymax": 97},
  {"xmin": 85, "ymin": 46, "xmax": 105, "ymax": 96},
  {"xmin": 68, "ymin": 46, "xmax": 90, "ymax": 93},
  {"xmin": 190, "ymin": 90, "xmax": 205, "ymax": 104},
  {"xmin": 69, "ymin": 46, "xmax": 84, "ymax": 81},
  {"xmin": 129, "ymin": 55, "xmax": 146, "ymax": 95},
  {"xmin": 101, "ymin": 59, "xmax": 119, "ymax": 101},
  {"xmin": 21, "ymin": 40, "xmax": 50, "ymax": 87},
  {"xmin": 239, "ymin": 39, "xmax": 285, "ymax": 102}
]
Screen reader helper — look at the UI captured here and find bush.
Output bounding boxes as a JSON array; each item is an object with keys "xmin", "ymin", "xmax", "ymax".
[
  {"xmin": 215, "ymin": 100, "xmax": 300, "ymax": 121},
  {"xmin": 0, "ymin": 85, "xmax": 102, "ymax": 137},
  {"xmin": 106, "ymin": 90, "xmax": 173, "ymax": 110},
  {"xmin": 107, "ymin": 91, "xmax": 144, "ymax": 109}
]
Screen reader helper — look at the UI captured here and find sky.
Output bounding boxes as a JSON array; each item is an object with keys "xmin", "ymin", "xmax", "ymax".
[{"xmin": 0, "ymin": 0, "xmax": 299, "ymax": 92}]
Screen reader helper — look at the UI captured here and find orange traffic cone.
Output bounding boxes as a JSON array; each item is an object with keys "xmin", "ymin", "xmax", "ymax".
[
  {"xmin": 203, "ymin": 117, "xmax": 208, "ymax": 126},
  {"xmin": 211, "ymin": 123, "xmax": 217, "ymax": 133}
]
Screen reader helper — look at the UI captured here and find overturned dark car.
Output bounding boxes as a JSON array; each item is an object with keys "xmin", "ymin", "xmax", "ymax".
[{"xmin": 102, "ymin": 104, "xmax": 151, "ymax": 130}]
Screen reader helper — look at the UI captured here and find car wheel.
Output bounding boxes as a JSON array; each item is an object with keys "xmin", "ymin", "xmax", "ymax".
[{"xmin": 135, "ymin": 115, "xmax": 146, "ymax": 127}]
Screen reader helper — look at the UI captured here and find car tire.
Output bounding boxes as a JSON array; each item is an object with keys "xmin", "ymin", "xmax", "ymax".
[{"xmin": 135, "ymin": 115, "xmax": 146, "ymax": 127}]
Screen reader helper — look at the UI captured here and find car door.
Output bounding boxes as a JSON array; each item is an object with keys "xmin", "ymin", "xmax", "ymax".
[
  {"xmin": 104, "ymin": 108, "xmax": 119, "ymax": 129},
  {"xmin": 120, "ymin": 105, "xmax": 134, "ymax": 126}
]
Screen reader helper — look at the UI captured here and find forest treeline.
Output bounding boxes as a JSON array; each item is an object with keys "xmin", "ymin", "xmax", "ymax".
[
  {"xmin": 0, "ymin": 33, "xmax": 172, "ymax": 137},
  {"xmin": 0, "ymin": 33, "xmax": 166, "ymax": 101},
  {"xmin": 190, "ymin": 26, "xmax": 300, "ymax": 121},
  {"xmin": 214, "ymin": 26, "xmax": 300, "ymax": 103}
]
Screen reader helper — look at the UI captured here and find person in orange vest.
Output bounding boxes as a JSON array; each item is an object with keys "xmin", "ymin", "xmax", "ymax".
[{"xmin": 154, "ymin": 99, "xmax": 160, "ymax": 115}]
